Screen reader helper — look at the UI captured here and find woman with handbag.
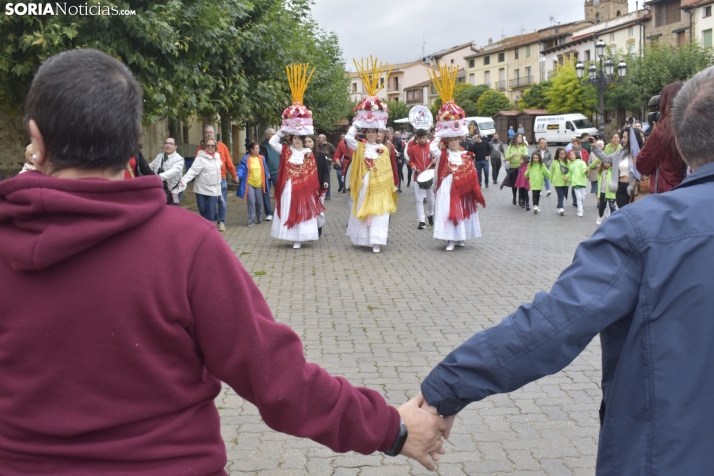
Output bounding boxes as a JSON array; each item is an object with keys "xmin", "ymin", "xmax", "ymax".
[{"xmin": 591, "ymin": 125, "xmax": 643, "ymax": 210}]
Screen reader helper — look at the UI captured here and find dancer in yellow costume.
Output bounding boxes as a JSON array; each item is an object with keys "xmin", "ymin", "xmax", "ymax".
[{"xmin": 345, "ymin": 57, "xmax": 398, "ymax": 253}]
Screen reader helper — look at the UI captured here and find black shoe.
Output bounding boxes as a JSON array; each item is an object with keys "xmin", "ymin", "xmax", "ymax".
[
  {"xmin": 326, "ymin": 196, "xmax": 331, "ymax": 200},
  {"xmin": 342, "ymin": 188, "xmax": 347, "ymax": 193},
  {"xmin": 397, "ymin": 188, "xmax": 403, "ymax": 193},
  {"xmin": 485, "ymin": 182, "xmax": 489, "ymax": 188},
  {"xmin": 525, "ymin": 205, "xmax": 530, "ymax": 211},
  {"xmin": 428, "ymin": 215, "xmax": 434, "ymax": 226},
  {"xmin": 572, "ymin": 203, "xmax": 577, "ymax": 207},
  {"xmin": 318, "ymin": 226, "xmax": 323, "ymax": 237},
  {"xmin": 418, "ymin": 222, "xmax": 425, "ymax": 229},
  {"xmin": 513, "ymin": 199, "xmax": 517, "ymax": 205},
  {"xmin": 493, "ymin": 181, "xmax": 498, "ymax": 184}
]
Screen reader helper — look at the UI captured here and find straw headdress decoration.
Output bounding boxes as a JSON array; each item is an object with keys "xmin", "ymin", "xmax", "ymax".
[
  {"xmin": 353, "ymin": 56, "xmax": 392, "ymax": 97},
  {"xmin": 428, "ymin": 65, "xmax": 459, "ymax": 104},
  {"xmin": 285, "ymin": 63, "xmax": 315, "ymax": 105}
]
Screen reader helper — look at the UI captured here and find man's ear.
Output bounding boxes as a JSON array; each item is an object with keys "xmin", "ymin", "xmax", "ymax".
[{"xmin": 28, "ymin": 120, "xmax": 50, "ymax": 173}]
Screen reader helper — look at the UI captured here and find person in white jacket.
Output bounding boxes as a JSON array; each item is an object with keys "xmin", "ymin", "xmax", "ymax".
[
  {"xmin": 179, "ymin": 139, "xmax": 223, "ymax": 224},
  {"xmin": 149, "ymin": 137, "xmax": 185, "ymax": 205}
]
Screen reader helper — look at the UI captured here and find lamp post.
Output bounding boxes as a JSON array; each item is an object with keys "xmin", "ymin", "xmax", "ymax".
[{"xmin": 575, "ymin": 39, "xmax": 626, "ymax": 138}]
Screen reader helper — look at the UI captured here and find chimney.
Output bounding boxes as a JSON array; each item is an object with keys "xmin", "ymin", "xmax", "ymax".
[{"xmin": 488, "ymin": 38, "xmax": 493, "ymax": 45}]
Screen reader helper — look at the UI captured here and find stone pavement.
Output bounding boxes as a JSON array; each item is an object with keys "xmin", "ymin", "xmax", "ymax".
[{"xmin": 214, "ymin": 167, "xmax": 603, "ymax": 476}]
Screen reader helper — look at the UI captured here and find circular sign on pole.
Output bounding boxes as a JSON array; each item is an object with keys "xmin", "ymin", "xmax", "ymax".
[{"xmin": 408, "ymin": 105, "xmax": 433, "ymax": 130}]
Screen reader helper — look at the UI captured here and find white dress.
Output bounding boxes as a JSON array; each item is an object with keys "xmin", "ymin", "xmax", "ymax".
[
  {"xmin": 344, "ymin": 127, "xmax": 391, "ymax": 246},
  {"xmin": 269, "ymin": 133, "xmax": 319, "ymax": 242},
  {"xmin": 431, "ymin": 144, "xmax": 481, "ymax": 242}
]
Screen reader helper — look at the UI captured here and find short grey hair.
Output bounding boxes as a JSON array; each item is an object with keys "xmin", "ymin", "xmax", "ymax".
[
  {"xmin": 265, "ymin": 127, "xmax": 275, "ymax": 138},
  {"xmin": 672, "ymin": 66, "xmax": 714, "ymax": 170}
]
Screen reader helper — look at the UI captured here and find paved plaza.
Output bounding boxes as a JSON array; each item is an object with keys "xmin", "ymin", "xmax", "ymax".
[{"xmin": 212, "ymin": 166, "xmax": 603, "ymax": 476}]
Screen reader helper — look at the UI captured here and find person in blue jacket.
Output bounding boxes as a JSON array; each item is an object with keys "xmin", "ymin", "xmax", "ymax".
[
  {"xmin": 420, "ymin": 66, "xmax": 714, "ymax": 475},
  {"xmin": 237, "ymin": 142, "xmax": 270, "ymax": 226}
]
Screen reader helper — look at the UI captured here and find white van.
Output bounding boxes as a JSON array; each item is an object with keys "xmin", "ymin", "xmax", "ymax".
[
  {"xmin": 534, "ymin": 114, "xmax": 598, "ymax": 145},
  {"xmin": 464, "ymin": 117, "xmax": 496, "ymax": 140}
]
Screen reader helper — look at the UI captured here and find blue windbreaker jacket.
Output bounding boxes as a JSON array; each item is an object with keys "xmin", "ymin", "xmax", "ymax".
[{"xmin": 422, "ymin": 162, "xmax": 714, "ymax": 475}]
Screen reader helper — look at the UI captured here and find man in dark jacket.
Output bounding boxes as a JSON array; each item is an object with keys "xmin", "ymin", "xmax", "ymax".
[
  {"xmin": 467, "ymin": 134, "xmax": 492, "ymax": 188},
  {"xmin": 259, "ymin": 128, "xmax": 280, "ymax": 220},
  {"xmin": 489, "ymin": 133, "xmax": 505, "ymax": 185},
  {"xmin": 420, "ymin": 66, "xmax": 714, "ymax": 475}
]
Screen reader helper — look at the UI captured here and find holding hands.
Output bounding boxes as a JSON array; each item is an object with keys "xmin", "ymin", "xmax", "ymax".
[{"xmin": 395, "ymin": 393, "xmax": 455, "ymax": 471}]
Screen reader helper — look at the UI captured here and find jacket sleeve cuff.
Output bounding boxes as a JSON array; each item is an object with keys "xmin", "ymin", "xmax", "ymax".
[
  {"xmin": 421, "ymin": 377, "xmax": 469, "ymax": 417},
  {"xmin": 377, "ymin": 406, "xmax": 402, "ymax": 452}
]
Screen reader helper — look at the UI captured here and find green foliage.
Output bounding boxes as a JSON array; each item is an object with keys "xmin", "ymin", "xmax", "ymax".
[
  {"xmin": 519, "ymin": 81, "xmax": 552, "ymax": 111},
  {"xmin": 476, "ymin": 90, "xmax": 511, "ymax": 117},
  {"xmin": 386, "ymin": 100, "xmax": 410, "ymax": 128},
  {"xmin": 430, "ymin": 83, "xmax": 490, "ymax": 117},
  {"xmin": 606, "ymin": 42, "xmax": 714, "ymax": 113},
  {"xmin": 0, "ymin": 0, "xmax": 351, "ymax": 132},
  {"xmin": 546, "ymin": 61, "xmax": 597, "ymax": 115}
]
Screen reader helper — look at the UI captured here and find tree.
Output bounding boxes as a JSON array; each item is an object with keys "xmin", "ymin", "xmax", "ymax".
[
  {"xmin": 430, "ymin": 83, "xmax": 490, "ymax": 117},
  {"xmin": 519, "ymin": 81, "xmax": 552, "ymax": 110},
  {"xmin": 546, "ymin": 62, "xmax": 597, "ymax": 116},
  {"xmin": 476, "ymin": 90, "xmax": 511, "ymax": 117},
  {"xmin": 0, "ymin": 0, "xmax": 351, "ymax": 136},
  {"xmin": 606, "ymin": 42, "xmax": 714, "ymax": 114},
  {"xmin": 386, "ymin": 101, "xmax": 410, "ymax": 128}
]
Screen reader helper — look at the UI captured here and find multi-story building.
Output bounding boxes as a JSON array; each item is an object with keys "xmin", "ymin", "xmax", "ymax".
[
  {"xmin": 645, "ymin": 0, "xmax": 693, "ymax": 45},
  {"xmin": 541, "ymin": 9, "xmax": 651, "ymax": 79},
  {"xmin": 349, "ymin": 61, "xmax": 436, "ymax": 103},
  {"xmin": 423, "ymin": 41, "xmax": 479, "ymax": 82},
  {"xmin": 682, "ymin": 0, "xmax": 714, "ymax": 47},
  {"xmin": 463, "ymin": 21, "xmax": 589, "ymax": 104}
]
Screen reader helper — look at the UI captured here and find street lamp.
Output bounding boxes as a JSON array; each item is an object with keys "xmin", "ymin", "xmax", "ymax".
[{"xmin": 575, "ymin": 39, "xmax": 626, "ymax": 138}]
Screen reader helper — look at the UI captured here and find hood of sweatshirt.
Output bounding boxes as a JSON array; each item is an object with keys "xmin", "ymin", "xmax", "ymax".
[{"xmin": 0, "ymin": 171, "xmax": 165, "ymax": 271}]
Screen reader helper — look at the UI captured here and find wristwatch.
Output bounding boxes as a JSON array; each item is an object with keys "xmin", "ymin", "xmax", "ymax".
[{"xmin": 384, "ymin": 418, "xmax": 408, "ymax": 457}]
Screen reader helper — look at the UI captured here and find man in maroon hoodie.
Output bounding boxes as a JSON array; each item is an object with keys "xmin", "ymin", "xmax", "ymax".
[{"xmin": 0, "ymin": 49, "xmax": 452, "ymax": 475}]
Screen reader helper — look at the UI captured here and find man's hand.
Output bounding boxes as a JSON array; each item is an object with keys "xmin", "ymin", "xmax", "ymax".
[
  {"xmin": 396, "ymin": 393, "xmax": 453, "ymax": 471},
  {"xmin": 430, "ymin": 158, "xmax": 437, "ymax": 165}
]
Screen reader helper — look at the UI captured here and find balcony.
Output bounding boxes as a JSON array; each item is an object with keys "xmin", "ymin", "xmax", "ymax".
[
  {"xmin": 509, "ymin": 76, "xmax": 533, "ymax": 90},
  {"xmin": 387, "ymin": 84, "xmax": 400, "ymax": 92},
  {"xmin": 494, "ymin": 80, "xmax": 506, "ymax": 91}
]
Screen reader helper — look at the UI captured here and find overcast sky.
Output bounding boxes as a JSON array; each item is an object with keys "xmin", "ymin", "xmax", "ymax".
[{"xmin": 311, "ymin": 0, "xmax": 641, "ymax": 69}]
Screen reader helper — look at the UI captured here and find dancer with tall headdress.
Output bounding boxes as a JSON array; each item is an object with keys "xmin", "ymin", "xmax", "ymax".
[
  {"xmin": 345, "ymin": 57, "xmax": 399, "ymax": 253},
  {"xmin": 269, "ymin": 64, "xmax": 325, "ymax": 249},
  {"xmin": 429, "ymin": 65, "xmax": 486, "ymax": 251}
]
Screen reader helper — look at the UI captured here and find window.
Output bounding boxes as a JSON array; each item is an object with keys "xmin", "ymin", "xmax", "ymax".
[
  {"xmin": 655, "ymin": 2, "xmax": 681, "ymax": 27},
  {"xmin": 627, "ymin": 39, "xmax": 636, "ymax": 54},
  {"xmin": 677, "ymin": 30, "xmax": 687, "ymax": 46},
  {"xmin": 393, "ymin": 76, "xmax": 399, "ymax": 90},
  {"xmin": 704, "ymin": 29, "xmax": 712, "ymax": 48},
  {"xmin": 525, "ymin": 66, "xmax": 531, "ymax": 80},
  {"xmin": 629, "ymin": 27, "xmax": 634, "ymax": 37},
  {"xmin": 585, "ymin": 50, "xmax": 591, "ymax": 62},
  {"xmin": 484, "ymin": 71, "xmax": 491, "ymax": 85},
  {"xmin": 469, "ymin": 73, "xmax": 475, "ymax": 85},
  {"xmin": 526, "ymin": 45, "xmax": 531, "ymax": 57},
  {"xmin": 705, "ymin": 6, "xmax": 712, "ymax": 17},
  {"xmin": 484, "ymin": 56, "xmax": 491, "ymax": 65},
  {"xmin": 351, "ymin": 83, "xmax": 357, "ymax": 92},
  {"xmin": 469, "ymin": 59, "xmax": 475, "ymax": 68},
  {"xmin": 457, "ymin": 76, "xmax": 465, "ymax": 83},
  {"xmin": 450, "ymin": 59, "xmax": 455, "ymax": 64},
  {"xmin": 379, "ymin": 78, "xmax": 384, "ymax": 88},
  {"xmin": 515, "ymin": 68, "xmax": 520, "ymax": 79},
  {"xmin": 498, "ymin": 52, "xmax": 505, "ymax": 62},
  {"xmin": 610, "ymin": 33, "xmax": 615, "ymax": 42},
  {"xmin": 514, "ymin": 48, "xmax": 519, "ymax": 60}
]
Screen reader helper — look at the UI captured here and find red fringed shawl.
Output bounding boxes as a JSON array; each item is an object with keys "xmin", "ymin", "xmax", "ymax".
[
  {"xmin": 274, "ymin": 145, "xmax": 325, "ymax": 228},
  {"xmin": 436, "ymin": 148, "xmax": 486, "ymax": 225}
]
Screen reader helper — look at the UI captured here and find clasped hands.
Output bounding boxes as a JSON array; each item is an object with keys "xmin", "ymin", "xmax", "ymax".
[{"xmin": 396, "ymin": 393, "xmax": 455, "ymax": 471}]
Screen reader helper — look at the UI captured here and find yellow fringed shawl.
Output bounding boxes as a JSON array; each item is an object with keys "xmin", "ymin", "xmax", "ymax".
[{"xmin": 350, "ymin": 143, "xmax": 398, "ymax": 220}]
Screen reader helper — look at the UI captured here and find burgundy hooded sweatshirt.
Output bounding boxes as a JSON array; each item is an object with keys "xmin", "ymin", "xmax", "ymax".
[{"xmin": 0, "ymin": 172, "xmax": 399, "ymax": 475}]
